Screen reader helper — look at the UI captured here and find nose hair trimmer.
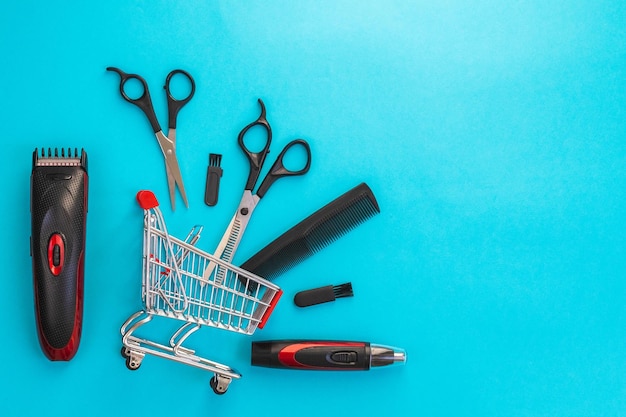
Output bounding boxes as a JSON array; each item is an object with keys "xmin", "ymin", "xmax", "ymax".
[{"xmin": 30, "ymin": 148, "xmax": 88, "ymax": 361}]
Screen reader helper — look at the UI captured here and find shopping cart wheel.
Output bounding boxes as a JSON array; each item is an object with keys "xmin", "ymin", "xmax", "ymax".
[
  {"xmin": 121, "ymin": 346, "xmax": 129, "ymax": 359},
  {"xmin": 124, "ymin": 349, "xmax": 144, "ymax": 371},
  {"xmin": 125, "ymin": 356, "xmax": 142, "ymax": 371},
  {"xmin": 209, "ymin": 374, "xmax": 231, "ymax": 395}
]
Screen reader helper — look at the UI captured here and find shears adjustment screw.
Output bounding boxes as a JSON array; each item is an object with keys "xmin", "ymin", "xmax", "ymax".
[{"xmin": 240, "ymin": 208, "xmax": 249, "ymax": 215}]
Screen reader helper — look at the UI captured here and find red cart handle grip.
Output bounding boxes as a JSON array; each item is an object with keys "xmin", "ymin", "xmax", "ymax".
[{"xmin": 137, "ymin": 190, "xmax": 159, "ymax": 209}]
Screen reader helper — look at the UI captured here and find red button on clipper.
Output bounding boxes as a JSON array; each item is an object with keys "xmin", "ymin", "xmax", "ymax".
[{"xmin": 48, "ymin": 233, "xmax": 64, "ymax": 276}]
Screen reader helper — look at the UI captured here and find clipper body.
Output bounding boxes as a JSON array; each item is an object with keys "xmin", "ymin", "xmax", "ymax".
[{"xmin": 30, "ymin": 148, "xmax": 88, "ymax": 361}]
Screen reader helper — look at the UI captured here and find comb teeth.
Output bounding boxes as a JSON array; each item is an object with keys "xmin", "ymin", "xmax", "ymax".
[
  {"xmin": 305, "ymin": 195, "xmax": 379, "ymax": 253},
  {"xmin": 252, "ymin": 239, "xmax": 310, "ymax": 281},
  {"xmin": 40, "ymin": 147, "xmax": 79, "ymax": 158},
  {"xmin": 241, "ymin": 183, "xmax": 380, "ymax": 282},
  {"xmin": 33, "ymin": 147, "xmax": 87, "ymax": 167}
]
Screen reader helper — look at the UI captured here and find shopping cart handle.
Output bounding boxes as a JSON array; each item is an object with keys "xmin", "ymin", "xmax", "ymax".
[{"xmin": 137, "ymin": 190, "xmax": 159, "ymax": 209}]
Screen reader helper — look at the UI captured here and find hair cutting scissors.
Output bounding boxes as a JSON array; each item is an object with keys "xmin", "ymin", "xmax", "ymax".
[
  {"xmin": 202, "ymin": 99, "xmax": 311, "ymax": 284},
  {"xmin": 107, "ymin": 67, "xmax": 195, "ymax": 211}
]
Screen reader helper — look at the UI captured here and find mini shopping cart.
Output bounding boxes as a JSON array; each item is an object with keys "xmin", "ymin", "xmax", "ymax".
[{"xmin": 120, "ymin": 190, "xmax": 283, "ymax": 395}]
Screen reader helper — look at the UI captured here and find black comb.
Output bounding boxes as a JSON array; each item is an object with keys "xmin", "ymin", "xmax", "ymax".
[{"xmin": 240, "ymin": 183, "xmax": 380, "ymax": 282}]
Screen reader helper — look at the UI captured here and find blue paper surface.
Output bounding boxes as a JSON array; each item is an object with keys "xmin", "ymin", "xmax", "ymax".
[{"xmin": 1, "ymin": 1, "xmax": 625, "ymax": 416}]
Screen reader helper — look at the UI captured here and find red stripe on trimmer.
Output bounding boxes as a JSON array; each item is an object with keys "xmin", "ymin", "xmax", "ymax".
[{"xmin": 278, "ymin": 342, "xmax": 364, "ymax": 369}]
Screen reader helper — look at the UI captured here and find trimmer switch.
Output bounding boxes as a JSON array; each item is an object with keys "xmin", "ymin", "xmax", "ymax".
[{"xmin": 47, "ymin": 233, "xmax": 65, "ymax": 276}]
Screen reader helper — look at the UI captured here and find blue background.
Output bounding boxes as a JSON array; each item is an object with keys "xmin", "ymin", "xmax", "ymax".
[{"xmin": 1, "ymin": 1, "xmax": 625, "ymax": 416}]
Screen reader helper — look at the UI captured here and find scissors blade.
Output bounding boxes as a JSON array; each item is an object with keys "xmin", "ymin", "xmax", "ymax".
[
  {"xmin": 202, "ymin": 191, "xmax": 259, "ymax": 284},
  {"xmin": 156, "ymin": 130, "xmax": 189, "ymax": 210},
  {"xmin": 164, "ymin": 161, "xmax": 178, "ymax": 212}
]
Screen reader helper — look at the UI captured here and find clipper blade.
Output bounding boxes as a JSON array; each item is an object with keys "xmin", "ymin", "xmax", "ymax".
[{"xmin": 33, "ymin": 147, "xmax": 88, "ymax": 168}]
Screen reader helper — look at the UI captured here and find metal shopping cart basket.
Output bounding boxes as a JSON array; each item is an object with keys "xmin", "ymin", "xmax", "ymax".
[{"xmin": 120, "ymin": 190, "xmax": 283, "ymax": 395}]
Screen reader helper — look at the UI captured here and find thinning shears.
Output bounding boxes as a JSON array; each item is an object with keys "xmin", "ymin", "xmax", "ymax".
[
  {"xmin": 203, "ymin": 99, "xmax": 312, "ymax": 283},
  {"xmin": 107, "ymin": 67, "xmax": 195, "ymax": 211}
]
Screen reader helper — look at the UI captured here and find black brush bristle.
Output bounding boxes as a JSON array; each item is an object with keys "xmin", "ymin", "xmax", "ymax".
[
  {"xmin": 209, "ymin": 153, "xmax": 222, "ymax": 167},
  {"xmin": 241, "ymin": 183, "xmax": 379, "ymax": 282},
  {"xmin": 332, "ymin": 282, "xmax": 353, "ymax": 299}
]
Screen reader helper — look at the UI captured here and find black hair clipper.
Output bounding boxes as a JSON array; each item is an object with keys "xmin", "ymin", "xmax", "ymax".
[{"xmin": 30, "ymin": 148, "xmax": 88, "ymax": 361}]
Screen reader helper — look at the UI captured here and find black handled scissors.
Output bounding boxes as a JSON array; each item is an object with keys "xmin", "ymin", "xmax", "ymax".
[
  {"xmin": 107, "ymin": 67, "xmax": 195, "ymax": 211},
  {"xmin": 203, "ymin": 99, "xmax": 311, "ymax": 282}
]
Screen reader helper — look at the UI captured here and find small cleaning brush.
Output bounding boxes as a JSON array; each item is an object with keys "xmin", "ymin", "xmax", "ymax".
[
  {"xmin": 204, "ymin": 153, "xmax": 223, "ymax": 206},
  {"xmin": 294, "ymin": 282, "xmax": 354, "ymax": 307}
]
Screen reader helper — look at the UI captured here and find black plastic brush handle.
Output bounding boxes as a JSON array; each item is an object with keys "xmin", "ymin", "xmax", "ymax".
[
  {"xmin": 251, "ymin": 340, "xmax": 371, "ymax": 370},
  {"xmin": 294, "ymin": 285, "xmax": 337, "ymax": 307},
  {"xmin": 30, "ymin": 149, "xmax": 88, "ymax": 361}
]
